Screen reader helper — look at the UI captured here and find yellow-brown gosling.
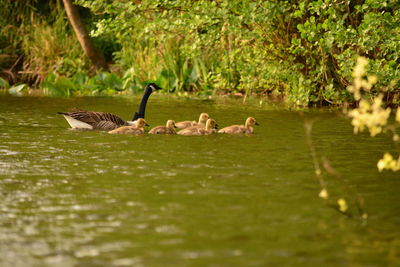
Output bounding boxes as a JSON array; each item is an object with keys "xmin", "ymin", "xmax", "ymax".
[
  {"xmin": 108, "ymin": 118, "xmax": 148, "ymax": 134},
  {"xmin": 178, "ymin": 119, "xmax": 218, "ymax": 136},
  {"xmin": 218, "ymin": 117, "xmax": 259, "ymax": 134},
  {"xmin": 175, "ymin": 113, "xmax": 209, "ymax": 129},
  {"xmin": 148, "ymin": 120, "xmax": 177, "ymax": 135}
]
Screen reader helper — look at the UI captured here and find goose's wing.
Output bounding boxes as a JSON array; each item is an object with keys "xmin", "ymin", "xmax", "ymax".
[
  {"xmin": 109, "ymin": 126, "xmax": 143, "ymax": 134},
  {"xmin": 108, "ymin": 126, "xmax": 131, "ymax": 134},
  {"xmin": 149, "ymin": 126, "xmax": 176, "ymax": 135},
  {"xmin": 218, "ymin": 125, "xmax": 243, "ymax": 134},
  {"xmin": 149, "ymin": 126, "xmax": 166, "ymax": 134},
  {"xmin": 177, "ymin": 127, "xmax": 202, "ymax": 135},
  {"xmin": 175, "ymin": 120, "xmax": 196, "ymax": 129},
  {"xmin": 58, "ymin": 110, "xmax": 127, "ymax": 129},
  {"xmin": 95, "ymin": 120, "xmax": 121, "ymax": 130}
]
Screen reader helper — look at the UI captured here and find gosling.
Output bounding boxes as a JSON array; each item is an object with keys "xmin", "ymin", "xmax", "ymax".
[
  {"xmin": 108, "ymin": 118, "xmax": 148, "ymax": 134},
  {"xmin": 178, "ymin": 119, "xmax": 218, "ymax": 136},
  {"xmin": 218, "ymin": 117, "xmax": 259, "ymax": 134},
  {"xmin": 149, "ymin": 120, "xmax": 177, "ymax": 135},
  {"xmin": 175, "ymin": 113, "xmax": 209, "ymax": 129}
]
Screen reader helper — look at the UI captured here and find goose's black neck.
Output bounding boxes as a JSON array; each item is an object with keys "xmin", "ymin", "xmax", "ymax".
[{"xmin": 132, "ymin": 87, "xmax": 152, "ymax": 121}]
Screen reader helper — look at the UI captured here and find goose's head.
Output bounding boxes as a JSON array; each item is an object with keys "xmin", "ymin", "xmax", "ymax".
[
  {"xmin": 166, "ymin": 120, "xmax": 177, "ymax": 129},
  {"xmin": 146, "ymin": 83, "xmax": 163, "ymax": 92},
  {"xmin": 245, "ymin": 117, "xmax": 259, "ymax": 127},
  {"xmin": 205, "ymin": 119, "xmax": 218, "ymax": 130},
  {"xmin": 136, "ymin": 118, "xmax": 149, "ymax": 128},
  {"xmin": 199, "ymin": 113, "xmax": 209, "ymax": 124}
]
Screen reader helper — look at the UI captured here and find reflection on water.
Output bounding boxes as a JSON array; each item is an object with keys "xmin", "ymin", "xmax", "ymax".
[{"xmin": 0, "ymin": 94, "xmax": 399, "ymax": 266}]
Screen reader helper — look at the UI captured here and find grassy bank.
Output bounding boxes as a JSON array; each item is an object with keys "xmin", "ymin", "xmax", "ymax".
[{"xmin": 1, "ymin": 1, "xmax": 399, "ymax": 106}]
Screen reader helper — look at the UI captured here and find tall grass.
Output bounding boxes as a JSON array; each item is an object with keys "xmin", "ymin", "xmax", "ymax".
[
  {"xmin": 20, "ymin": 11, "xmax": 89, "ymax": 84},
  {"xmin": 115, "ymin": 38, "xmax": 213, "ymax": 95},
  {"xmin": 1, "ymin": 1, "xmax": 89, "ymax": 86}
]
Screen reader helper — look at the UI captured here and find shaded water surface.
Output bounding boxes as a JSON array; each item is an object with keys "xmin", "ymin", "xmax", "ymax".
[{"xmin": 0, "ymin": 94, "xmax": 399, "ymax": 266}]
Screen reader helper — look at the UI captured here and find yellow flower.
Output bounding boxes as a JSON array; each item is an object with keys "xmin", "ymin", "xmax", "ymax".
[
  {"xmin": 338, "ymin": 198, "xmax": 348, "ymax": 213},
  {"xmin": 383, "ymin": 153, "xmax": 394, "ymax": 162},
  {"xmin": 319, "ymin": 189, "xmax": 329, "ymax": 199},
  {"xmin": 367, "ymin": 75, "xmax": 378, "ymax": 85},
  {"xmin": 396, "ymin": 109, "xmax": 400, "ymax": 123},
  {"xmin": 377, "ymin": 153, "xmax": 400, "ymax": 172},
  {"xmin": 359, "ymin": 99, "xmax": 370, "ymax": 110},
  {"xmin": 377, "ymin": 158, "xmax": 386, "ymax": 172},
  {"xmin": 353, "ymin": 57, "xmax": 368, "ymax": 78},
  {"xmin": 369, "ymin": 126, "xmax": 382, "ymax": 137}
]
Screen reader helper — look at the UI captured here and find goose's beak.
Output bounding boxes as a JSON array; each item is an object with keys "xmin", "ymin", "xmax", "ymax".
[
  {"xmin": 215, "ymin": 124, "xmax": 219, "ymax": 129},
  {"xmin": 148, "ymin": 83, "xmax": 163, "ymax": 92},
  {"xmin": 145, "ymin": 123, "xmax": 150, "ymax": 127},
  {"xmin": 255, "ymin": 122, "xmax": 260, "ymax": 126}
]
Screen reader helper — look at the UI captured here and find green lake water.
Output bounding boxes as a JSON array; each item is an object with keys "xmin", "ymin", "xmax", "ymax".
[{"xmin": 0, "ymin": 94, "xmax": 399, "ymax": 266}]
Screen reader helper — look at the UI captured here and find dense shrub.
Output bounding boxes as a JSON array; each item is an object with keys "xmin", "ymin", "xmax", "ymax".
[
  {"xmin": 74, "ymin": 0, "xmax": 399, "ymax": 104},
  {"xmin": 1, "ymin": 0, "xmax": 399, "ymax": 104}
]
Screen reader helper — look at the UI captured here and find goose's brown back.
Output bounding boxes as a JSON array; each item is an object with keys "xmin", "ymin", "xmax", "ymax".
[{"xmin": 58, "ymin": 110, "xmax": 128, "ymax": 130}]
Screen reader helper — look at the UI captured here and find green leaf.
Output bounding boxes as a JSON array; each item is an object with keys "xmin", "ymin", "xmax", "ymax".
[
  {"xmin": 0, "ymin": 77, "xmax": 9, "ymax": 88},
  {"xmin": 8, "ymin": 84, "xmax": 28, "ymax": 95}
]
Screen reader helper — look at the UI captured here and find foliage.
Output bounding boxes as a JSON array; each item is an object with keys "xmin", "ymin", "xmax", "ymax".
[
  {"xmin": 0, "ymin": 77, "xmax": 9, "ymax": 88},
  {"xmin": 0, "ymin": 0, "xmax": 89, "ymax": 83},
  {"xmin": 0, "ymin": 0, "xmax": 117, "ymax": 85},
  {"xmin": 304, "ymin": 119, "xmax": 367, "ymax": 219},
  {"xmin": 8, "ymin": 83, "xmax": 28, "ymax": 96},
  {"xmin": 71, "ymin": 0, "xmax": 400, "ymax": 104},
  {"xmin": 21, "ymin": 15, "xmax": 90, "ymax": 79},
  {"xmin": 1, "ymin": 0, "xmax": 399, "ymax": 103},
  {"xmin": 40, "ymin": 71, "xmax": 130, "ymax": 96},
  {"xmin": 347, "ymin": 57, "xmax": 400, "ymax": 171}
]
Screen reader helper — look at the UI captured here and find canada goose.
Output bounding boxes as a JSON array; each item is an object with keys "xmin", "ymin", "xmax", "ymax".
[
  {"xmin": 149, "ymin": 120, "xmax": 177, "ymax": 135},
  {"xmin": 218, "ymin": 117, "xmax": 259, "ymax": 134},
  {"xmin": 175, "ymin": 113, "xmax": 209, "ymax": 129},
  {"xmin": 58, "ymin": 83, "xmax": 162, "ymax": 130},
  {"xmin": 178, "ymin": 119, "xmax": 218, "ymax": 136},
  {"xmin": 108, "ymin": 118, "xmax": 148, "ymax": 134}
]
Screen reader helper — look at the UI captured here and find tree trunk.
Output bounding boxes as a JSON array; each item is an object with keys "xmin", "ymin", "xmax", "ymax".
[{"xmin": 62, "ymin": 0, "xmax": 108, "ymax": 71}]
